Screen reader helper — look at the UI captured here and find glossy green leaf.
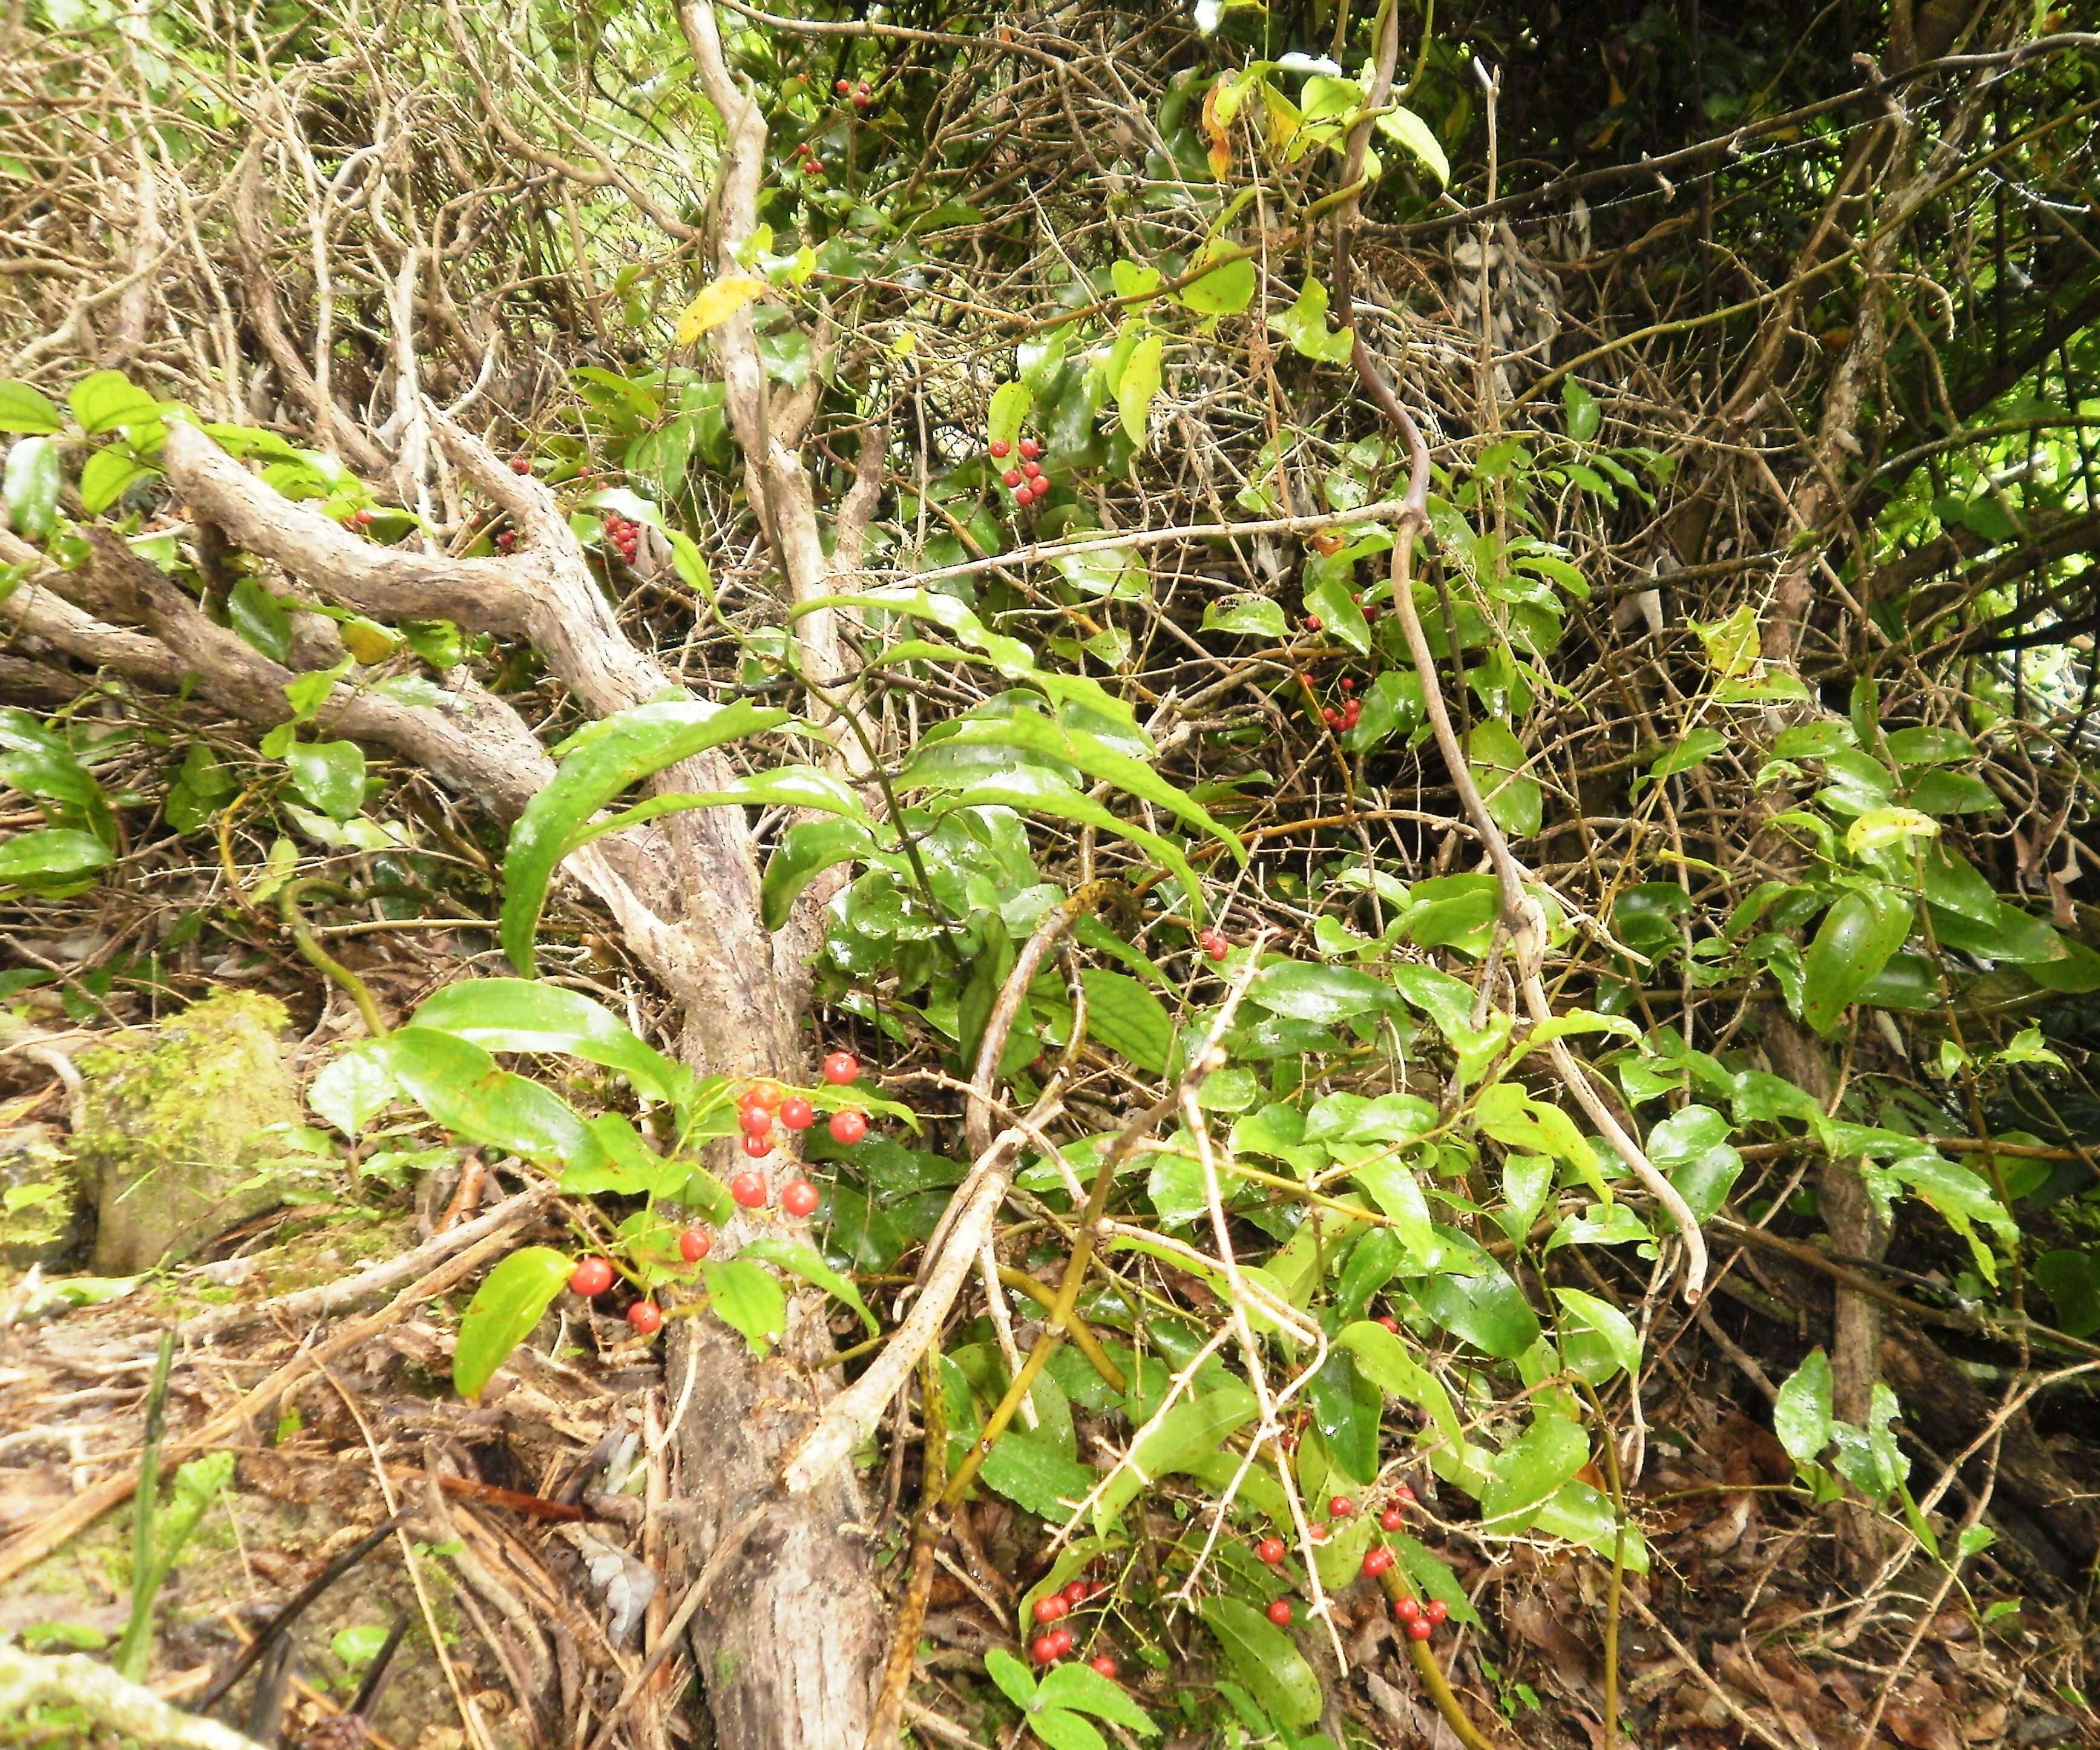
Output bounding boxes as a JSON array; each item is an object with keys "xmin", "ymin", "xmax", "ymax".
[
  {"xmin": 1036, "ymin": 1662, "xmax": 1159, "ymax": 1735},
  {"xmin": 1376, "ymin": 104, "xmax": 1449, "ymax": 184},
  {"xmin": 1249, "ymin": 960, "xmax": 1396, "ymax": 1024},
  {"xmin": 985, "ymin": 1647, "xmax": 1037, "ymax": 1710},
  {"xmin": 79, "ymin": 449, "xmax": 153, "ymax": 516},
  {"xmin": 382, "ymin": 1027, "xmax": 603, "ymax": 1166},
  {"xmin": 979, "ymin": 1427, "xmax": 1100, "ymax": 1519},
  {"xmin": 285, "ymin": 739, "xmax": 366, "ymax": 820},
  {"xmin": 1552, "ymin": 1287, "xmax": 1641, "ymax": 1378},
  {"xmin": 739, "ymin": 1236, "xmax": 876, "ymax": 1333},
  {"xmin": 1269, "ymin": 277, "xmax": 1353, "ymax": 363},
  {"xmin": 308, "ymin": 1042, "xmax": 399, "ymax": 1137},
  {"xmin": 0, "ymin": 827, "xmax": 113, "ymax": 893},
  {"xmin": 454, "ymin": 1246, "xmax": 571, "ymax": 1398},
  {"xmin": 1561, "ymin": 378, "xmax": 1601, "ymax": 444},
  {"xmin": 1080, "ymin": 968, "xmax": 1173, "ymax": 1073},
  {"xmin": 1344, "ymin": 668, "xmax": 1424, "ymax": 751},
  {"xmin": 68, "ymin": 370, "xmax": 161, "ymax": 435},
  {"xmin": 1466, "ymin": 720, "xmax": 1542, "ymax": 837},
  {"xmin": 1307, "ymin": 1346, "xmax": 1383, "ymax": 1484},
  {"xmin": 762, "ymin": 817, "xmax": 887, "ymax": 931},
  {"xmin": 4, "ymin": 436, "xmax": 61, "ymax": 538},
  {"xmin": 502, "ymin": 699, "xmax": 789, "ymax": 973},
  {"xmin": 1177, "ymin": 255, "xmax": 1255, "ymax": 315},
  {"xmin": 1202, "ymin": 594, "xmax": 1288, "ymax": 638},
  {"xmin": 1926, "ymin": 900, "xmax": 2066, "ymax": 965},
  {"xmin": 1800, "ymin": 887, "xmax": 1912, "ymax": 1033},
  {"xmin": 0, "ymin": 380, "xmax": 62, "ymax": 434},
  {"xmin": 1305, "ymin": 573, "xmax": 1371, "ymax": 655},
  {"xmin": 1026, "ymin": 1709, "xmax": 1106, "ymax": 1750},
  {"xmin": 701, "ymin": 1257, "xmax": 786, "ymax": 1355},
  {"xmin": 410, "ymin": 979, "xmax": 684, "ymax": 1105},
  {"xmin": 1773, "ymin": 1348, "xmax": 1833, "ymax": 1469},
  {"xmin": 1635, "ymin": 728, "xmax": 1726, "ymax": 797},
  {"xmin": 1197, "ymin": 1597, "xmax": 1322, "ymax": 1729},
  {"xmin": 1412, "ymin": 1260, "xmax": 1540, "ymax": 1358},
  {"xmin": 1646, "ymin": 1103, "xmax": 1741, "ymax": 1222},
  {"xmin": 1094, "ymin": 1384, "xmax": 1256, "ymax": 1530},
  {"xmin": 1115, "ymin": 332, "xmax": 1163, "ymax": 444},
  {"xmin": 1481, "ymin": 1412, "xmax": 1588, "ymax": 1526}
]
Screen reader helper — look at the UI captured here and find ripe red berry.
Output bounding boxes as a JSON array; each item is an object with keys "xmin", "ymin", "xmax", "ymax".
[
  {"xmin": 781, "ymin": 1179, "xmax": 819, "ymax": 1218},
  {"xmin": 1267, "ymin": 1599, "xmax": 1293, "ymax": 1627},
  {"xmin": 627, "ymin": 1300, "xmax": 663, "ymax": 1335},
  {"xmin": 828, "ymin": 1109, "xmax": 868, "ymax": 1145},
  {"xmin": 801, "ymin": 159, "xmax": 822, "ymax": 176},
  {"xmin": 1329, "ymin": 1496, "xmax": 1354, "ymax": 1519},
  {"xmin": 1304, "ymin": 614, "xmax": 1321, "ymax": 631},
  {"xmin": 1203, "ymin": 931, "xmax": 1229, "ymax": 961},
  {"xmin": 1324, "ymin": 707, "xmax": 1342, "ymax": 729},
  {"xmin": 1034, "ymin": 1594, "xmax": 1068, "ymax": 1625},
  {"xmin": 730, "ymin": 1169, "xmax": 769, "ymax": 1208},
  {"xmin": 1425, "ymin": 1599, "xmax": 1448, "ymax": 1625},
  {"xmin": 1045, "ymin": 1627, "xmax": 1074, "ymax": 1658},
  {"xmin": 835, "ymin": 78, "xmax": 851, "ymax": 94},
  {"xmin": 569, "ymin": 1255, "xmax": 615, "ymax": 1297},
  {"xmin": 1340, "ymin": 676, "xmax": 1355, "ymax": 692},
  {"xmin": 1394, "ymin": 1484, "xmax": 1416, "ymax": 1504},
  {"xmin": 1089, "ymin": 1655, "xmax": 1118, "ymax": 1679},
  {"xmin": 822, "ymin": 1051, "xmax": 860, "ymax": 1085},
  {"xmin": 743, "ymin": 1081, "xmax": 784, "ymax": 1111},
  {"xmin": 1256, "ymin": 1538, "xmax": 1285, "ymax": 1565},
  {"xmin": 1394, "ymin": 1596, "xmax": 1420, "ymax": 1623},
  {"xmin": 989, "ymin": 439, "xmax": 1011, "ymax": 458},
  {"xmin": 1375, "ymin": 1314, "xmax": 1399, "ymax": 1332},
  {"xmin": 853, "ymin": 90, "xmax": 870, "ymax": 111},
  {"xmin": 1019, "ymin": 436, "xmax": 1041, "ymax": 460},
  {"xmin": 352, "ymin": 508, "xmax": 373, "ymax": 528},
  {"xmin": 1061, "ymin": 1581, "xmax": 1089, "ymax": 1608},
  {"xmin": 1407, "ymin": 1616, "xmax": 1434, "ymax": 1641},
  {"xmin": 1380, "ymin": 1507, "xmax": 1405, "ymax": 1531},
  {"xmin": 1015, "ymin": 483, "xmax": 1037, "ymax": 505},
  {"xmin": 1031, "ymin": 1633, "xmax": 1059, "ymax": 1664},
  {"xmin": 740, "ymin": 1132, "xmax": 772, "ymax": 1158},
  {"xmin": 1002, "ymin": 469, "xmax": 1023, "ymax": 488},
  {"xmin": 1362, "ymin": 1545, "xmax": 1394, "ymax": 1578},
  {"xmin": 740, "ymin": 1106, "xmax": 775, "ymax": 1138},
  {"xmin": 679, "ymin": 1227, "xmax": 712, "ymax": 1263},
  {"xmin": 779, "ymin": 1096, "xmax": 816, "ymax": 1130},
  {"xmin": 1021, "ymin": 459, "xmax": 1042, "ymax": 479},
  {"xmin": 511, "ymin": 456, "xmax": 531, "ymax": 473}
]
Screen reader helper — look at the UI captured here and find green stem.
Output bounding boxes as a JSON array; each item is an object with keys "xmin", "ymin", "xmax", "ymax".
[{"xmin": 114, "ymin": 1329, "xmax": 176, "ymax": 1682}]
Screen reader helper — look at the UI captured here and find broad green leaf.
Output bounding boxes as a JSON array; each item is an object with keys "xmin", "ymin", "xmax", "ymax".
[
  {"xmin": 1177, "ymin": 255, "xmax": 1255, "ymax": 315},
  {"xmin": 502, "ymin": 699, "xmax": 789, "ymax": 973},
  {"xmin": 1388, "ymin": 1536, "xmax": 1482, "ymax": 1625},
  {"xmin": 1773, "ymin": 1349, "xmax": 1833, "ymax": 1469},
  {"xmin": 1080, "ymin": 968, "xmax": 1173, "ymax": 1074},
  {"xmin": 1529, "ymin": 1479, "xmax": 1649, "ymax": 1571},
  {"xmin": 1116, "ymin": 332, "xmax": 1164, "ymax": 444},
  {"xmin": 1305, "ymin": 574, "xmax": 1371, "ymax": 655},
  {"xmin": 1801, "ymin": 887, "xmax": 1912, "ymax": 1033},
  {"xmin": 410, "ymin": 979, "xmax": 684, "ymax": 1105},
  {"xmin": 701, "ymin": 1257, "xmax": 786, "ymax": 1355},
  {"xmin": 1770, "ymin": 720, "xmax": 1853, "ymax": 760},
  {"xmin": 1307, "ymin": 1346, "xmax": 1383, "ymax": 1484},
  {"xmin": 1918, "ymin": 845, "xmax": 1997, "ymax": 922},
  {"xmin": 1552, "ymin": 1287, "xmax": 1641, "ymax": 1379},
  {"xmin": 1036, "ymin": 1662, "xmax": 1159, "ymax": 1734},
  {"xmin": 1926, "ymin": 899, "xmax": 2065, "ymax": 964},
  {"xmin": 454, "ymin": 1246, "xmax": 571, "ymax": 1397},
  {"xmin": 309, "ymin": 1042, "xmax": 399, "ymax": 1137},
  {"xmin": 1110, "ymin": 259, "xmax": 1163, "ymax": 301},
  {"xmin": 1646, "ymin": 1104, "xmax": 1741, "ymax": 1221},
  {"xmin": 1376, "ymin": 104, "xmax": 1449, "ymax": 184},
  {"xmin": 1885, "ymin": 1151, "xmax": 2015, "ymax": 1283},
  {"xmin": 1846, "ymin": 806, "xmax": 1938, "ymax": 855},
  {"xmin": 1250, "ymin": 960, "xmax": 1395, "ymax": 1024},
  {"xmin": 1413, "ymin": 1261, "xmax": 1540, "ymax": 1358},
  {"xmin": 985, "ymin": 1647, "xmax": 1037, "ymax": 1711},
  {"xmin": 1027, "ymin": 1709, "xmax": 1106, "ymax": 1750},
  {"xmin": 1885, "ymin": 726, "xmax": 1974, "ymax": 766},
  {"xmin": 1466, "ymin": 720, "xmax": 1541, "ymax": 837},
  {"xmin": 674, "ymin": 275, "xmax": 767, "ymax": 345},
  {"xmin": 1351, "ymin": 1159, "xmax": 1441, "ymax": 1269},
  {"xmin": 229, "ymin": 576, "xmax": 292, "ymax": 663},
  {"xmin": 988, "ymin": 379, "xmax": 1034, "ymax": 452},
  {"xmin": 1905, "ymin": 769, "xmax": 2001, "ymax": 815},
  {"xmin": 1696, "ymin": 605, "xmax": 1761, "ymax": 677},
  {"xmin": 740, "ymin": 1236, "xmax": 876, "ymax": 1333},
  {"xmin": 4, "ymin": 436, "xmax": 61, "ymax": 537},
  {"xmin": 68, "ymin": 370, "xmax": 160, "ymax": 435},
  {"xmin": 1095, "ymin": 1384, "xmax": 1256, "ymax": 1530},
  {"xmin": 0, "ymin": 827, "xmax": 113, "ymax": 893},
  {"xmin": 382, "ymin": 1027, "xmax": 603, "ymax": 1166},
  {"xmin": 1481, "ymin": 1412, "xmax": 1588, "ymax": 1526},
  {"xmin": 2035, "ymin": 1250, "xmax": 2100, "ymax": 1338},
  {"xmin": 0, "ymin": 380, "xmax": 62, "ymax": 434},
  {"xmin": 1344, "ymin": 668, "xmax": 1424, "ymax": 751},
  {"xmin": 979, "ymin": 1427, "xmax": 1100, "ymax": 1519},
  {"xmin": 1635, "ymin": 728, "xmax": 1725, "ymax": 796},
  {"xmin": 1202, "ymin": 594, "xmax": 1288, "ymax": 637},
  {"xmin": 1052, "ymin": 544, "xmax": 1149, "ymax": 600},
  {"xmin": 1561, "ymin": 378, "xmax": 1601, "ymax": 444},
  {"xmin": 285, "ymin": 739, "xmax": 366, "ymax": 820},
  {"xmin": 1198, "ymin": 1597, "xmax": 1322, "ymax": 1729},
  {"xmin": 1269, "ymin": 278, "xmax": 1352, "ymax": 363},
  {"xmin": 762, "ymin": 818, "xmax": 887, "ymax": 931},
  {"xmin": 79, "ymin": 449, "xmax": 152, "ymax": 516}
]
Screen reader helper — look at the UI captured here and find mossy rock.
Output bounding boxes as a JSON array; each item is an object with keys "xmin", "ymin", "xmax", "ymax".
[{"xmin": 76, "ymin": 992, "xmax": 304, "ymax": 1271}]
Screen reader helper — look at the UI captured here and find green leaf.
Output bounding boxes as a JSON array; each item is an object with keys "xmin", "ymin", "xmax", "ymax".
[
  {"xmin": 1905, "ymin": 769, "xmax": 2001, "ymax": 815},
  {"xmin": 454, "ymin": 1246, "xmax": 571, "ymax": 1398},
  {"xmin": 701, "ymin": 1257, "xmax": 787, "ymax": 1355},
  {"xmin": 1036, "ymin": 1662, "xmax": 1159, "ymax": 1734},
  {"xmin": 1646, "ymin": 1104, "xmax": 1741, "ymax": 1222},
  {"xmin": 1351, "ymin": 1159, "xmax": 1441, "ymax": 1269},
  {"xmin": 1561, "ymin": 378, "xmax": 1601, "ymax": 444},
  {"xmin": 1388, "ymin": 1536, "xmax": 1483, "ymax": 1625},
  {"xmin": 285, "ymin": 739, "xmax": 366, "ymax": 820},
  {"xmin": 985, "ymin": 1646, "xmax": 1037, "ymax": 1711},
  {"xmin": 0, "ymin": 380, "xmax": 62, "ymax": 434},
  {"xmin": 68, "ymin": 370, "xmax": 162, "ymax": 435},
  {"xmin": 762, "ymin": 818, "xmax": 885, "ymax": 931},
  {"xmin": 0, "ymin": 827, "xmax": 113, "ymax": 893},
  {"xmin": 1307, "ymin": 1346, "xmax": 1383, "ymax": 1484},
  {"xmin": 1027, "ymin": 1709, "xmax": 1107, "ymax": 1750},
  {"xmin": 502, "ymin": 699, "xmax": 789, "ymax": 973},
  {"xmin": 1202, "ymin": 594, "xmax": 1288, "ymax": 638},
  {"xmin": 2034, "ymin": 1250, "xmax": 2100, "ymax": 1338},
  {"xmin": 739, "ymin": 1236, "xmax": 877, "ymax": 1333},
  {"xmin": 1635, "ymin": 727, "xmax": 1726, "ymax": 797},
  {"xmin": 1115, "ymin": 332, "xmax": 1164, "ymax": 445},
  {"xmin": 979, "ymin": 1427, "xmax": 1100, "ymax": 1519},
  {"xmin": 988, "ymin": 380, "xmax": 1035, "ymax": 453},
  {"xmin": 330, "ymin": 1625, "xmax": 392, "ymax": 1670},
  {"xmin": 229, "ymin": 575, "xmax": 292, "ymax": 663},
  {"xmin": 78, "ymin": 448, "xmax": 153, "ymax": 516},
  {"xmin": 1926, "ymin": 899, "xmax": 2065, "ymax": 964},
  {"xmin": 1198, "ymin": 1597, "xmax": 1322, "ymax": 1729},
  {"xmin": 308, "ymin": 1042, "xmax": 399, "ymax": 1137},
  {"xmin": 1269, "ymin": 278, "xmax": 1353, "ymax": 364},
  {"xmin": 1051, "ymin": 544, "xmax": 1150, "ymax": 600},
  {"xmin": 1249, "ymin": 960, "xmax": 1395, "ymax": 1024},
  {"xmin": 382, "ymin": 1028, "xmax": 603, "ymax": 1166},
  {"xmin": 1552, "ymin": 1287, "xmax": 1641, "ymax": 1379},
  {"xmin": 1801, "ymin": 887, "xmax": 1912, "ymax": 1034},
  {"xmin": 4, "ymin": 436, "xmax": 62, "ymax": 538},
  {"xmin": 1885, "ymin": 726, "xmax": 1974, "ymax": 766},
  {"xmin": 1376, "ymin": 104, "xmax": 1449, "ymax": 184},
  {"xmin": 1177, "ymin": 255, "xmax": 1256, "ymax": 315},
  {"xmin": 410, "ymin": 979, "xmax": 684, "ymax": 1106},
  {"xmin": 1080, "ymin": 968, "xmax": 1173, "ymax": 1074},
  {"xmin": 1481, "ymin": 1412, "xmax": 1589, "ymax": 1527},
  {"xmin": 1466, "ymin": 720, "xmax": 1541, "ymax": 837},
  {"xmin": 1095, "ymin": 1384, "xmax": 1256, "ymax": 1530},
  {"xmin": 1413, "ymin": 1261, "xmax": 1540, "ymax": 1358},
  {"xmin": 1305, "ymin": 573, "xmax": 1371, "ymax": 654},
  {"xmin": 1773, "ymin": 1349, "xmax": 1833, "ymax": 1469}
]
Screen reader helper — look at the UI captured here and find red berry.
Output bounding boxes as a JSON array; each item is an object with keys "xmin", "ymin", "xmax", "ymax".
[
  {"xmin": 1019, "ymin": 436, "xmax": 1041, "ymax": 461},
  {"xmin": 779, "ymin": 1096, "xmax": 816, "ymax": 1130},
  {"xmin": 835, "ymin": 78, "xmax": 851, "ymax": 94},
  {"xmin": 627, "ymin": 1300, "xmax": 663, "ymax": 1335},
  {"xmin": 1407, "ymin": 1616, "xmax": 1434, "ymax": 1641},
  {"xmin": 741, "ymin": 1106, "xmax": 775, "ymax": 1137},
  {"xmin": 1304, "ymin": 614, "xmax": 1321, "ymax": 631},
  {"xmin": 1380, "ymin": 1507, "xmax": 1405, "ymax": 1531},
  {"xmin": 740, "ymin": 1132, "xmax": 772, "ymax": 1158},
  {"xmin": 1362, "ymin": 1545, "xmax": 1394, "ymax": 1578},
  {"xmin": 1344, "ymin": 705, "xmax": 1361, "ymax": 727},
  {"xmin": 569, "ymin": 1255, "xmax": 615, "ymax": 1297},
  {"xmin": 1031, "ymin": 1633, "xmax": 1059, "ymax": 1664},
  {"xmin": 1340, "ymin": 676, "xmax": 1354, "ymax": 691},
  {"xmin": 989, "ymin": 439, "xmax": 1011, "ymax": 459},
  {"xmin": 828, "ymin": 1109, "xmax": 868, "ymax": 1145},
  {"xmin": 1034, "ymin": 1594, "xmax": 1068, "ymax": 1625},
  {"xmin": 853, "ymin": 91, "xmax": 870, "ymax": 111},
  {"xmin": 1375, "ymin": 1314, "xmax": 1399, "ymax": 1332},
  {"xmin": 1045, "ymin": 1628, "xmax": 1074, "ymax": 1658},
  {"xmin": 1324, "ymin": 708, "xmax": 1342, "ymax": 728},
  {"xmin": 352, "ymin": 508, "xmax": 373, "ymax": 528},
  {"xmin": 1021, "ymin": 460, "xmax": 1042, "ymax": 479},
  {"xmin": 802, "ymin": 159, "xmax": 822, "ymax": 176},
  {"xmin": 822, "ymin": 1051, "xmax": 860, "ymax": 1085},
  {"xmin": 781, "ymin": 1179, "xmax": 819, "ymax": 1218},
  {"xmin": 1061, "ymin": 1581, "xmax": 1089, "ymax": 1608},
  {"xmin": 1329, "ymin": 1496, "xmax": 1354, "ymax": 1519},
  {"xmin": 1014, "ymin": 483, "xmax": 1036, "ymax": 505},
  {"xmin": 1003, "ymin": 469, "xmax": 1023, "ymax": 488},
  {"xmin": 1267, "ymin": 1599, "xmax": 1293, "ymax": 1627},
  {"xmin": 1425, "ymin": 1599, "xmax": 1448, "ymax": 1625},
  {"xmin": 743, "ymin": 1081, "xmax": 784, "ymax": 1111},
  {"xmin": 1203, "ymin": 931, "xmax": 1229, "ymax": 961},
  {"xmin": 1089, "ymin": 1655, "xmax": 1118, "ymax": 1679},
  {"xmin": 1394, "ymin": 1596, "xmax": 1420, "ymax": 1623},
  {"xmin": 511, "ymin": 456, "xmax": 531, "ymax": 473},
  {"xmin": 1256, "ymin": 1538, "xmax": 1285, "ymax": 1565},
  {"xmin": 730, "ymin": 1169, "xmax": 769, "ymax": 1208},
  {"xmin": 679, "ymin": 1227, "xmax": 711, "ymax": 1263},
  {"xmin": 1394, "ymin": 1484, "xmax": 1416, "ymax": 1504}
]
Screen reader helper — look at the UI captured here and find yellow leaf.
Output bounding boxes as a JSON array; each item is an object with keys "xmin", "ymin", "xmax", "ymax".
[{"xmin": 674, "ymin": 275, "xmax": 768, "ymax": 347}]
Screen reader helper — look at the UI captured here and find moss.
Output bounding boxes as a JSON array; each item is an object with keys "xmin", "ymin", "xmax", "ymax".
[{"xmin": 73, "ymin": 991, "xmax": 304, "ymax": 1272}]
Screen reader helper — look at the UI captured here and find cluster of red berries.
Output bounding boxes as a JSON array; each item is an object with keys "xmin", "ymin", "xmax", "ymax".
[
  {"xmin": 568, "ymin": 1251, "xmax": 707, "ymax": 1338},
  {"xmin": 1393, "ymin": 1593, "xmax": 1449, "ymax": 1640},
  {"xmin": 735, "ymin": 1054, "xmax": 868, "ymax": 1163},
  {"xmin": 1322, "ymin": 689, "xmax": 1362, "ymax": 735},
  {"xmin": 1256, "ymin": 1485, "xmax": 1426, "ymax": 1629},
  {"xmin": 1029, "ymin": 1577, "xmax": 1117, "ymax": 1675},
  {"xmin": 603, "ymin": 513, "xmax": 642, "ymax": 565},
  {"xmin": 833, "ymin": 76, "xmax": 872, "ymax": 110},
  {"xmin": 1196, "ymin": 927, "xmax": 1230, "ymax": 961},
  {"xmin": 990, "ymin": 434, "xmax": 1049, "ymax": 510},
  {"xmin": 794, "ymin": 140, "xmax": 824, "ymax": 179}
]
